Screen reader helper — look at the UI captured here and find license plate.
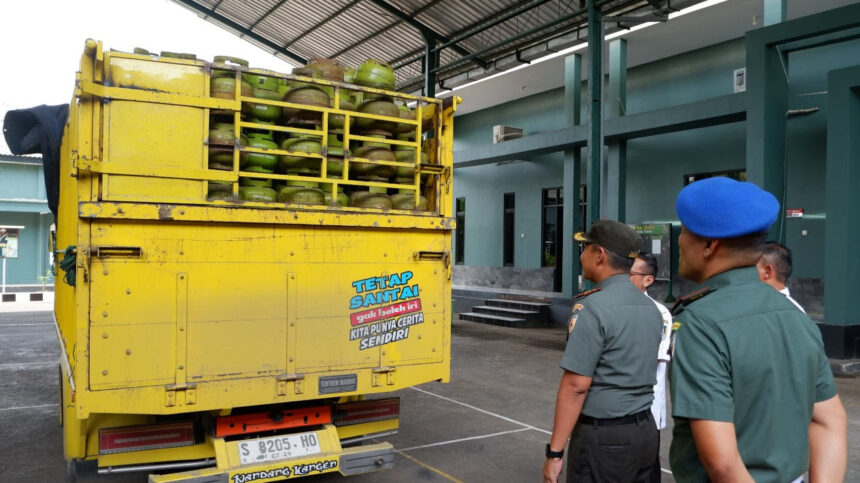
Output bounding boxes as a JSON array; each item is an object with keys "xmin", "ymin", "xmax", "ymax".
[{"xmin": 237, "ymin": 431, "xmax": 322, "ymax": 465}]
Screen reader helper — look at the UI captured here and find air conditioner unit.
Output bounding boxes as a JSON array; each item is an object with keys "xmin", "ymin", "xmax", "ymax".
[{"xmin": 493, "ymin": 125, "xmax": 524, "ymax": 144}]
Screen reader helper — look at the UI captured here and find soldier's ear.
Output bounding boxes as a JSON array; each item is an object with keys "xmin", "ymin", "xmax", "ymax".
[
  {"xmin": 595, "ymin": 245, "xmax": 607, "ymax": 263},
  {"xmin": 702, "ymin": 238, "xmax": 720, "ymax": 258},
  {"xmin": 760, "ymin": 263, "xmax": 774, "ymax": 280}
]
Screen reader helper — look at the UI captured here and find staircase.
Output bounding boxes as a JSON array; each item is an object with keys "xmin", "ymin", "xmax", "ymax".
[{"xmin": 460, "ymin": 296, "xmax": 551, "ymax": 328}]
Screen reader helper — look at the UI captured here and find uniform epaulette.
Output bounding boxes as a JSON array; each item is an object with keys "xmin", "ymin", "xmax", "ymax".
[
  {"xmin": 670, "ymin": 287, "xmax": 715, "ymax": 315},
  {"xmin": 574, "ymin": 288, "xmax": 601, "ymax": 300}
]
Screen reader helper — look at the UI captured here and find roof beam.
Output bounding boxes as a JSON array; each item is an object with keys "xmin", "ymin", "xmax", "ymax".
[
  {"xmin": 391, "ymin": 0, "xmax": 555, "ymax": 69},
  {"xmin": 365, "ymin": 0, "xmax": 481, "ymax": 65},
  {"xmin": 282, "ymin": 0, "xmax": 363, "ymax": 50},
  {"xmin": 428, "ymin": 4, "xmax": 591, "ymax": 75},
  {"xmin": 249, "ymin": 0, "xmax": 289, "ymax": 29},
  {"xmin": 172, "ymin": 0, "xmax": 307, "ymax": 65},
  {"xmin": 329, "ymin": 0, "xmax": 486, "ymax": 68},
  {"xmin": 392, "ymin": 0, "xmax": 618, "ymax": 71}
]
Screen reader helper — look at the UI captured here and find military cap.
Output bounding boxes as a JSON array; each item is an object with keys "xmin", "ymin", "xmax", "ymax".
[
  {"xmin": 574, "ymin": 219, "xmax": 642, "ymax": 259},
  {"xmin": 676, "ymin": 177, "xmax": 779, "ymax": 238}
]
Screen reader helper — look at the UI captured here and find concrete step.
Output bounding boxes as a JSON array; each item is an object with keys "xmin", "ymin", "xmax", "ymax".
[
  {"xmin": 485, "ymin": 298, "xmax": 551, "ymax": 314},
  {"xmin": 472, "ymin": 305, "xmax": 545, "ymax": 325},
  {"xmin": 459, "ymin": 312, "xmax": 541, "ymax": 328}
]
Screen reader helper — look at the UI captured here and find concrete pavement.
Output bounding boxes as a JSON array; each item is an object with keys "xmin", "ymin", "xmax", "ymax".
[{"xmin": 0, "ymin": 311, "xmax": 857, "ymax": 482}]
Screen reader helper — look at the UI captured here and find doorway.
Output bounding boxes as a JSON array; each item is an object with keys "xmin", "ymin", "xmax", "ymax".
[{"xmin": 541, "ymin": 188, "xmax": 563, "ymax": 292}]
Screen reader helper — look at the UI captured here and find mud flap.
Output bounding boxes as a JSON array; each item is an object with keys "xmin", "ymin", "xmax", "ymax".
[{"xmin": 339, "ymin": 443, "xmax": 395, "ymax": 475}]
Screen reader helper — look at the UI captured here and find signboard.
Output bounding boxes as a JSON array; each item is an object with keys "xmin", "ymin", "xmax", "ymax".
[
  {"xmin": 683, "ymin": 169, "xmax": 746, "ymax": 186},
  {"xmin": 785, "ymin": 209, "xmax": 804, "ymax": 218},
  {"xmin": 0, "ymin": 227, "xmax": 19, "ymax": 259},
  {"xmin": 630, "ymin": 224, "xmax": 672, "ymax": 281}
]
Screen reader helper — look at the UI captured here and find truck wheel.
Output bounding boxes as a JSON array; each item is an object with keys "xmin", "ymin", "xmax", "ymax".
[
  {"xmin": 66, "ymin": 459, "xmax": 79, "ymax": 482},
  {"xmin": 67, "ymin": 459, "xmax": 96, "ymax": 482}
]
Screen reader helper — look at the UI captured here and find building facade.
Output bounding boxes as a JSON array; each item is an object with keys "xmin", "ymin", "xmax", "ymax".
[
  {"xmin": 451, "ymin": 6, "xmax": 860, "ymax": 358},
  {"xmin": 0, "ymin": 154, "xmax": 53, "ymax": 292}
]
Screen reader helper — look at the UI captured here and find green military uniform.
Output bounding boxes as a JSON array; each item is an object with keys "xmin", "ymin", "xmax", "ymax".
[
  {"xmin": 561, "ymin": 273, "xmax": 663, "ymax": 481},
  {"xmin": 562, "ymin": 273, "xmax": 663, "ymax": 418},
  {"xmin": 670, "ymin": 267, "xmax": 837, "ymax": 482}
]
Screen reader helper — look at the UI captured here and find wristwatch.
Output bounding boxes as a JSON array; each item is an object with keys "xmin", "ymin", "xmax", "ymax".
[{"xmin": 545, "ymin": 443, "xmax": 564, "ymax": 459}]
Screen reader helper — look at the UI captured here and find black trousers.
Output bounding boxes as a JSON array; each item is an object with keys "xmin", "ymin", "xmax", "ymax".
[
  {"xmin": 649, "ymin": 430, "xmax": 662, "ymax": 483},
  {"xmin": 566, "ymin": 411, "xmax": 659, "ymax": 483}
]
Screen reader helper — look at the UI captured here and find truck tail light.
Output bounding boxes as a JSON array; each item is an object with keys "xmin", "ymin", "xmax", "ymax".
[
  {"xmin": 99, "ymin": 421, "xmax": 195, "ymax": 455},
  {"xmin": 333, "ymin": 397, "xmax": 400, "ymax": 427}
]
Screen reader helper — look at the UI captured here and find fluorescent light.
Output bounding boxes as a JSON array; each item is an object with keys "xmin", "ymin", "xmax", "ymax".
[
  {"xmin": 605, "ymin": 21, "xmax": 657, "ymax": 41},
  {"xmin": 669, "ymin": 0, "xmax": 729, "ymax": 18},
  {"xmin": 438, "ymin": 0, "xmax": 730, "ymax": 96}
]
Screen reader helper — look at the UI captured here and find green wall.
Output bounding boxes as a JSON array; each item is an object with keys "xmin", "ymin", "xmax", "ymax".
[
  {"xmin": 454, "ymin": 88, "xmax": 566, "ymax": 151},
  {"xmin": 626, "ymin": 39, "xmax": 745, "ymax": 114},
  {"xmin": 453, "ymin": 35, "xmax": 860, "ymax": 281},
  {"xmin": 625, "ymin": 121, "xmax": 747, "ymax": 223},
  {"xmin": 2, "ymin": 163, "xmax": 47, "ymax": 200},
  {"xmin": 455, "ymin": 154, "xmax": 564, "ymax": 268},
  {"xmin": 0, "ymin": 158, "xmax": 52, "ymax": 287},
  {"xmin": 0, "ymin": 212, "xmax": 52, "ymax": 286}
]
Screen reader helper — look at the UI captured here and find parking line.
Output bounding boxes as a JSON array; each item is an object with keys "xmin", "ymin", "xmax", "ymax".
[
  {"xmin": 0, "ymin": 403, "xmax": 56, "ymax": 412},
  {"xmin": 397, "ymin": 451, "xmax": 464, "ymax": 483},
  {"xmin": 0, "ymin": 323, "xmax": 53, "ymax": 326},
  {"xmin": 410, "ymin": 386, "xmax": 551, "ymax": 434},
  {"xmin": 397, "ymin": 427, "xmax": 531, "ymax": 452},
  {"xmin": 0, "ymin": 361, "xmax": 56, "ymax": 368},
  {"xmin": 411, "ymin": 387, "xmax": 674, "ymax": 478}
]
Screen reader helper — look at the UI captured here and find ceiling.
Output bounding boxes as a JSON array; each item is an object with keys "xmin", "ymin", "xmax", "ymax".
[
  {"xmin": 173, "ymin": 0, "xmax": 856, "ymax": 116},
  {"xmin": 172, "ymin": 0, "xmax": 705, "ymax": 94}
]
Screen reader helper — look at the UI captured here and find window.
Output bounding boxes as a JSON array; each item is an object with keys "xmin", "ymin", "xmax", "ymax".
[
  {"xmin": 503, "ymin": 193, "xmax": 515, "ymax": 267},
  {"xmin": 455, "ymin": 197, "xmax": 465, "ymax": 265}
]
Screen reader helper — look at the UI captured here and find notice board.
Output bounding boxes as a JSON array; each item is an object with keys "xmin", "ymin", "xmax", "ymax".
[{"xmin": 630, "ymin": 223, "xmax": 671, "ymax": 281}]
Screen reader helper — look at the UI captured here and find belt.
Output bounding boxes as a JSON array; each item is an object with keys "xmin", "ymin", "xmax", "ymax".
[{"xmin": 578, "ymin": 409, "xmax": 650, "ymax": 427}]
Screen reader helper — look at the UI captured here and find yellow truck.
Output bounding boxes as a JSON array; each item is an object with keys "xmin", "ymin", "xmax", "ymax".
[{"xmin": 54, "ymin": 40, "xmax": 458, "ymax": 481}]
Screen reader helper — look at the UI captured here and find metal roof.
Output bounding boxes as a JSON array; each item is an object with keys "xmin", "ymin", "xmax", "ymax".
[{"xmin": 171, "ymin": 0, "xmax": 707, "ymax": 95}]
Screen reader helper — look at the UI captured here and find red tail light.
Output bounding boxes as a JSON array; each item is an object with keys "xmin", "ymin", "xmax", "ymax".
[
  {"xmin": 99, "ymin": 421, "xmax": 195, "ymax": 454},
  {"xmin": 333, "ymin": 398, "xmax": 400, "ymax": 427}
]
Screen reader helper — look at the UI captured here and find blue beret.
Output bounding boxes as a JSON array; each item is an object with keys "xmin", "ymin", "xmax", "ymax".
[{"xmin": 676, "ymin": 177, "xmax": 779, "ymax": 238}]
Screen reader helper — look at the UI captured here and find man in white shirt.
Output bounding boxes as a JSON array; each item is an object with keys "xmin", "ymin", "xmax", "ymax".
[
  {"xmin": 629, "ymin": 253, "xmax": 673, "ymax": 483},
  {"xmin": 757, "ymin": 241, "xmax": 806, "ymax": 313}
]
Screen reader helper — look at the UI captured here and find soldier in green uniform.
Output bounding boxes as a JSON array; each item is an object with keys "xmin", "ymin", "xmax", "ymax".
[
  {"xmin": 669, "ymin": 177, "xmax": 847, "ymax": 482},
  {"xmin": 543, "ymin": 219, "xmax": 662, "ymax": 483}
]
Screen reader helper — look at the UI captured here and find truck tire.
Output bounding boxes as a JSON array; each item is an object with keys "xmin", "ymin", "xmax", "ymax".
[
  {"xmin": 66, "ymin": 459, "xmax": 79, "ymax": 482},
  {"xmin": 67, "ymin": 458, "xmax": 97, "ymax": 482}
]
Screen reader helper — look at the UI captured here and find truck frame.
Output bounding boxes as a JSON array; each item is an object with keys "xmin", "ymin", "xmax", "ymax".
[{"xmin": 55, "ymin": 39, "xmax": 458, "ymax": 482}]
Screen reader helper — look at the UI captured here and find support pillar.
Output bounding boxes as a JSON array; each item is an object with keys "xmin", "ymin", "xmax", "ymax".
[
  {"xmin": 423, "ymin": 32, "xmax": 437, "ymax": 97},
  {"xmin": 605, "ymin": 38, "xmax": 627, "ymax": 221},
  {"xmin": 763, "ymin": 0, "xmax": 787, "ymax": 26},
  {"xmin": 745, "ymin": 33, "xmax": 788, "ymax": 242},
  {"xmin": 586, "ymin": 0, "xmax": 603, "ymax": 227},
  {"xmin": 822, "ymin": 66, "xmax": 860, "ymax": 359},
  {"xmin": 563, "ymin": 54, "xmax": 583, "ymax": 297}
]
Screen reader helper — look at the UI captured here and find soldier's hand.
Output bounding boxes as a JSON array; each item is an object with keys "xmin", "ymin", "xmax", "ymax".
[{"xmin": 543, "ymin": 457, "xmax": 563, "ymax": 483}]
